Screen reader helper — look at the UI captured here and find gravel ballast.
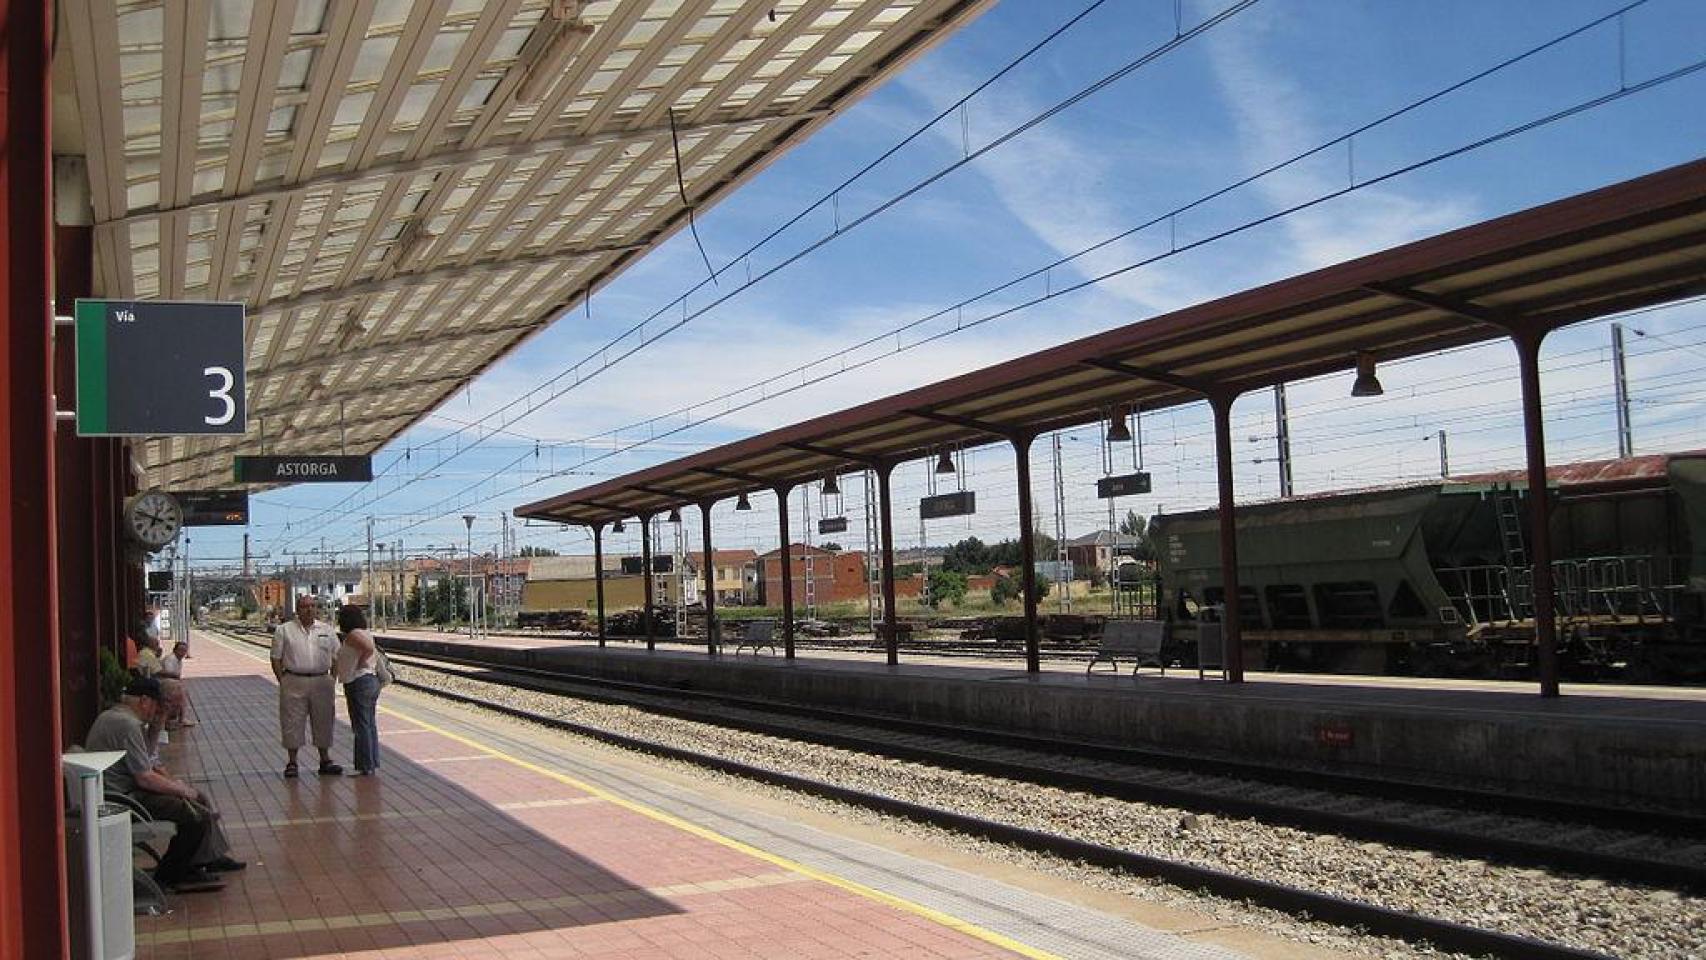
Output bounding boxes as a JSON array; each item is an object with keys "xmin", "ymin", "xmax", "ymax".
[{"xmin": 396, "ymin": 663, "xmax": 1706, "ymax": 960}]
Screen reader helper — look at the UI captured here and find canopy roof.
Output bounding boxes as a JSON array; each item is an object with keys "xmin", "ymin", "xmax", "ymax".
[
  {"xmin": 53, "ymin": 0, "xmax": 989, "ymax": 490},
  {"xmin": 516, "ymin": 158, "xmax": 1706, "ymax": 526}
]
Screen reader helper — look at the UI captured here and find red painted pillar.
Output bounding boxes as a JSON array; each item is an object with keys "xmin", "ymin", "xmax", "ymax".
[
  {"xmin": 875, "ymin": 463, "xmax": 899, "ymax": 666},
  {"xmin": 700, "ymin": 502, "xmax": 719, "ymax": 655},
  {"xmin": 591, "ymin": 524, "xmax": 606, "ymax": 645},
  {"xmin": 1514, "ymin": 329, "xmax": 1561, "ymax": 697},
  {"xmin": 54, "ymin": 169, "xmax": 100, "ymax": 738},
  {"xmin": 0, "ymin": 0, "xmax": 70, "ymax": 954},
  {"xmin": 1211, "ymin": 392, "xmax": 1245, "ymax": 682},
  {"xmin": 639, "ymin": 514, "xmax": 655, "ymax": 652},
  {"xmin": 1011, "ymin": 434, "xmax": 1041, "ymax": 673},
  {"xmin": 776, "ymin": 486, "xmax": 796, "ymax": 659}
]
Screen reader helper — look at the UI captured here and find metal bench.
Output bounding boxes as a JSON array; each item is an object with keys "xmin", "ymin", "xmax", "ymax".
[
  {"xmin": 734, "ymin": 619, "xmax": 778, "ymax": 655},
  {"xmin": 1086, "ymin": 619, "xmax": 1166, "ymax": 674}
]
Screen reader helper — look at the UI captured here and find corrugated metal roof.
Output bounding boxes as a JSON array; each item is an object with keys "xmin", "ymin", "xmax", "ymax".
[
  {"xmin": 517, "ymin": 159, "xmax": 1706, "ymax": 526},
  {"xmin": 54, "ymin": 0, "xmax": 990, "ymax": 490}
]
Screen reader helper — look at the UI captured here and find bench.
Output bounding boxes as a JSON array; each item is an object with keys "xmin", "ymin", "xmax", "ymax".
[
  {"xmin": 734, "ymin": 619, "xmax": 778, "ymax": 655},
  {"xmin": 1086, "ymin": 619, "xmax": 1166, "ymax": 674}
]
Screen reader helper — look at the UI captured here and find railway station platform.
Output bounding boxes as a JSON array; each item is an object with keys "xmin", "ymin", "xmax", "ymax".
[
  {"xmin": 137, "ymin": 630, "xmax": 1332, "ymax": 960},
  {"xmin": 376, "ymin": 628, "xmax": 1706, "ymax": 814}
]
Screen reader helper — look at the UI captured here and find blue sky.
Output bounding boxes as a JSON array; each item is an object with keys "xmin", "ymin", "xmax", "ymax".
[{"xmin": 186, "ymin": 0, "xmax": 1706, "ymax": 576}]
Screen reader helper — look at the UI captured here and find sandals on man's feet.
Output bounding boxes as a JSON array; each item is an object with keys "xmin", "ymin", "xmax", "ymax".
[{"xmin": 282, "ymin": 761, "xmax": 299, "ymax": 779}]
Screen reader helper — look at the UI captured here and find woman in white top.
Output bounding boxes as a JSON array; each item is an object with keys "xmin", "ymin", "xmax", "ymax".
[{"xmin": 334, "ymin": 606, "xmax": 382, "ymax": 775}]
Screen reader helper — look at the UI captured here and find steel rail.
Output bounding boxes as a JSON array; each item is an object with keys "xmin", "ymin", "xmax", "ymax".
[{"xmin": 208, "ymin": 625, "xmax": 1615, "ymax": 960}]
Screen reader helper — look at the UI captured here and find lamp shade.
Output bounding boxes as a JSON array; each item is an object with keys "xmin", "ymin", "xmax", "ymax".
[
  {"xmin": 735, "ymin": 492, "xmax": 752, "ymax": 511},
  {"xmin": 821, "ymin": 474, "xmax": 840, "ymax": 497},
  {"xmin": 934, "ymin": 449, "xmax": 955, "ymax": 474},
  {"xmin": 667, "ymin": 507, "xmax": 681, "ymax": 523},
  {"xmin": 1106, "ymin": 409, "xmax": 1133, "ymax": 444},
  {"xmin": 1351, "ymin": 352, "xmax": 1384, "ymax": 397},
  {"xmin": 611, "ymin": 519, "xmax": 625, "ymax": 533}
]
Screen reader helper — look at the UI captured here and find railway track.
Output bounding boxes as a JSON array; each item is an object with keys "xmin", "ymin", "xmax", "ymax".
[{"xmin": 212, "ymin": 624, "xmax": 1690, "ymax": 959}]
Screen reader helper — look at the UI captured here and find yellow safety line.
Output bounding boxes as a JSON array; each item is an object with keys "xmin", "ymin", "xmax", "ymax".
[{"xmin": 207, "ymin": 630, "xmax": 1058, "ymax": 959}]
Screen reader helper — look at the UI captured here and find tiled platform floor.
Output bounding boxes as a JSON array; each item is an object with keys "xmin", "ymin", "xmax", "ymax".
[{"xmin": 139, "ymin": 631, "xmax": 1272, "ymax": 959}]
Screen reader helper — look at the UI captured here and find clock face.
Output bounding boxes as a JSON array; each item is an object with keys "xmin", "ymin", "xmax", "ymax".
[{"xmin": 127, "ymin": 490, "xmax": 183, "ymax": 549}]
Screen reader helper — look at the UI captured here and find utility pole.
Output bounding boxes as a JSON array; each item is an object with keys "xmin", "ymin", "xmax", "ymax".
[
  {"xmin": 462, "ymin": 515, "xmax": 477, "ymax": 638},
  {"xmin": 365, "ymin": 516, "xmax": 374, "ymax": 626},
  {"xmin": 500, "ymin": 512, "xmax": 511, "ymax": 624},
  {"xmin": 241, "ymin": 533, "xmax": 250, "ymax": 579},
  {"xmin": 1274, "ymin": 384, "xmax": 1294, "ymax": 498},
  {"xmin": 1437, "ymin": 430, "xmax": 1450, "ymax": 478},
  {"xmin": 1051, "ymin": 433, "xmax": 1069, "ymax": 613},
  {"xmin": 1612, "ymin": 322, "xmax": 1633, "ymax": 458}
]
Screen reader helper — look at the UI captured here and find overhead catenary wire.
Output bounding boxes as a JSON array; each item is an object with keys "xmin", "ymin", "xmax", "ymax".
[
  {"xmin": 275, "ymin": 0, "xmax": 1687, "ymax": 553},
  {"xmin": 261, "ymin": 0, "xmax": 1257, "ymax": 555}
]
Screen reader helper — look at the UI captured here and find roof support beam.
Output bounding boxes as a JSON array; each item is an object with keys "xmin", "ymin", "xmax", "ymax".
[
  {"xmin": 1361, "ymin": 282, "xmax": 1512, "ymax": 329},
  {"xmin": 631, "ymin": 484, "xmax": 698, "ymax": 501},
  {"xmin": 903, "ymin": 407, "xmax": 1014, "ymax": 439},
  {"xmin": 1081, "ymin": 358, "xmax": 1218, "ymax": 397},
  {"xmin": 251, "ymin": 237, "xmax": 649, "ymax": 316},
  {"xmin": 692, "ymin": 465, "xmax": 775, "ymax": 486},
  {"xmin": 105, "ymin": 109, "xmax": 830, "ymax": 226},
  {"xmin": 781, "ymin": 440, "xmax": 868, "ymax": 464}
]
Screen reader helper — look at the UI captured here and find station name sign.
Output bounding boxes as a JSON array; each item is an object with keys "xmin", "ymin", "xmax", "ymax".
[
  {"xmin": 233, "ymin": 455, "xmax": 373, "ymax": 484},
  {"xmin": 1097, "ymin": 472, "xmax": 1152, "ymax": 498},
  {"xmin": 179, "ymin": 490, "xmax": 250, "ymax": 526},
  {"xmin": 818, "ymin": 516, "xmax": 849, "ymax": 535},
  {"xmin": 919, "ymin": 490, "xmax": 976, "ymax": 520},
  {"xmin": 75, "ymin": 299, "xmax": 246, "ymax": 437}
]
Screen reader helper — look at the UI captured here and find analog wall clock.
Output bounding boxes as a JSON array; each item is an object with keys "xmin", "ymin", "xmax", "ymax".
[{"xmin": 124, "ymin": 488, "xmax": 184, "ymax": 551}]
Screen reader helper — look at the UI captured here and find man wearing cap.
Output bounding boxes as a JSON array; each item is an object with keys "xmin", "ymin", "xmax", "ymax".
[
  {"xmin": 271, "ymin": 594, "xmax": 342, "ymax": 777},
  {"xmin": 85, "ymin": 678, "xmax": 243, "ymax": 892}
]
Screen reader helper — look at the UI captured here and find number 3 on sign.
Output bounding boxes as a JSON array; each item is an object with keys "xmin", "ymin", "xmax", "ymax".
[{"xmin": 203, "ymin": 366, "xmax": 236, "ymax": 426}]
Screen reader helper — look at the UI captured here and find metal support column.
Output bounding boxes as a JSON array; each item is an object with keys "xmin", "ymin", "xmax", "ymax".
[
  {"xmin": 0, "ymin": 0, "xmax": 69, "ymax": 950},
  {"xmin": 1513, "ymin": 329, "xmax": 1561, "ymax": 697},
  {"xmin": 875, "ymin": 462, "xmax": 899, "ymax": 666},
  {"xmin": 1612, "ymin": 322, "xmax": 1633, "ymax": 458},
  {"xmin": 1210, "ymin": 393, "xmax": 1246, "ymax": 683},
  {"xmin": 775, "ymin": 486, "xmax": 796, "ymax": 659},
  {"xmin": 700, "ymin": 502, "xmax": 719, "ymax": 655},
  {"xmin": 639, "ymin": 514, "xmax": 655, "ymax": 652},
  {"xmin": 1012, "ymin": 434, "xmax": 1041, "ymax": 673},
  {"xmin": 1274, "ymin": 383, "xmax": 1294, "ymax": 498},
  {"xmin": 591, "ymin": 524, "xmax": 606, "ymax": 646}
]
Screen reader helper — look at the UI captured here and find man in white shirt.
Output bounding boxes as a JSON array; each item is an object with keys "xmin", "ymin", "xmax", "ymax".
[
  {"xmin": 271, "ymin": 594, "xmax": 342, "ymax": 777},
  {"xmin": 158, "ymin": 640, "xmax": 195, "ymax": 729}
]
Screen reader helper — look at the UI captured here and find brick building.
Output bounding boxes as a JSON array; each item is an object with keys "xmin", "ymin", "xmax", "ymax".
[{"xmin": 756, "ymin": 544, "xmax": 868, "ymax": 605}]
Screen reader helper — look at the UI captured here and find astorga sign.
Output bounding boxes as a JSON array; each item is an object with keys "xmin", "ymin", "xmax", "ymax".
[{"xmin": 233, "ymin": 455, "xmax": 374, "ymax": 484}]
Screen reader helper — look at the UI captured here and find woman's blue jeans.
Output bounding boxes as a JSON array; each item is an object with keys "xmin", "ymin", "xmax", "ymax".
[{"xmin": 343, "ymin": 673, "xmax": 381, "ymax": 772}]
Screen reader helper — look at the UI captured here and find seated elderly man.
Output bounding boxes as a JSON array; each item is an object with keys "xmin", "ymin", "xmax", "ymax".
[
  {"xmin": 156, "ymin": 639, "xmax": 195, "ymax": 729},
  {"xmin": 85, "ymin": 677, "xmax": 244, "ymax": 892}
]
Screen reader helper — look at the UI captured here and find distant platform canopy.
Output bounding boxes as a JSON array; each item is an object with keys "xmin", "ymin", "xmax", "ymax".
[
  {"xmin": 516, "ymin": 159, "xmax": 1706, "ymax": 527},
  {"xmin": 53, "ymin": 0, "xmax": 990, "ymax": 490}
]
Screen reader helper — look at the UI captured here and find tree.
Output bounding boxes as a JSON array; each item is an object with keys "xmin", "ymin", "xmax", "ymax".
[
  {"xmin": 519, "ymin": 545, "xmax": 560, "ymax": 557},
  {"xmin": 989, "ymin": 574, "xmax": 1017, "ymax": 606},
  {"xmin": 926, "ymin": 569, "xmax": 968, "ymax": 608},
  {"xmin": 1117, "ymin": 509, "xmax": 1157, "ymax": 562},
  {"xmin": 821, "ymin": 541, "xmax": 843, "ymax": 552},
  {"xmin": 942, "ymin": 537, "xmax": 990, "ymax": 573}
]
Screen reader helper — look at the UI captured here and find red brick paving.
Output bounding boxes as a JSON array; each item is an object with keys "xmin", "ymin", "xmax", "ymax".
[{"xmin": 133, "ymin": 632, "xmax": 1022, "ymax": 959}]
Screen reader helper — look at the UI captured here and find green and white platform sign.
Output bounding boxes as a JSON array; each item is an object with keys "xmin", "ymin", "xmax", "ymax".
[{"xmin": 75, "ymin": 299, "xmax": 246, "ymax": 437}]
